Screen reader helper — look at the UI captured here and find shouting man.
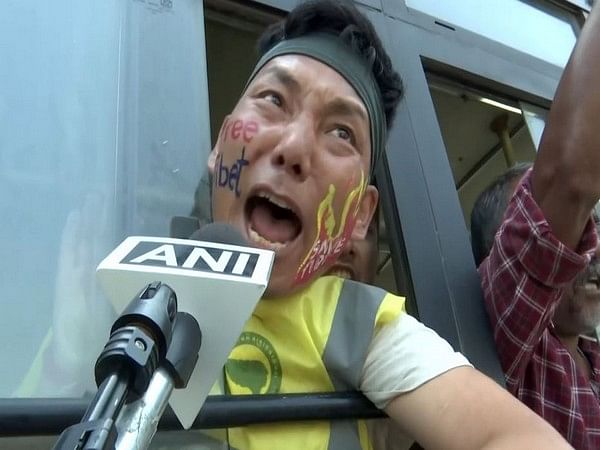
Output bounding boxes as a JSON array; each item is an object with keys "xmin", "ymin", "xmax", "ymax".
[{"xmin": 207, "ymin": 1, "xmax": 568, "ymax": 448}]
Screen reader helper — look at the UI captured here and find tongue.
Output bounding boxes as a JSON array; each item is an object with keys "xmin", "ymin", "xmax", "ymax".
[{"xmin": 250, "ymin": 203, "xmax": 298, "ymax": 243}]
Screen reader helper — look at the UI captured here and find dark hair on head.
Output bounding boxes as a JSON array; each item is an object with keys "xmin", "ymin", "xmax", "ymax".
[
  {"xmin": 257, "ymin": 0, "xmax": 403, "ymax": 130},
  {"xmin": 470, "ymin": 162, "xmax": 532, "ymax": 266}
]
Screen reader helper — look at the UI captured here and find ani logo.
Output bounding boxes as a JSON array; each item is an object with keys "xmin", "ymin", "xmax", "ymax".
[{"xmin": 225, "ymin": 332, "xmax": 282, "ymax": 394}]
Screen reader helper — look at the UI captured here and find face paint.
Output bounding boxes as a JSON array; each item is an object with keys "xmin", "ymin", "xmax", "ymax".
[
  {"xmin": 214, "ymin": 147, "xmax": 249, "ymax": 197},
  {"xmin": 220, "ymin": 117, "xmax": 259, "ymax": 144},
  {"xmin": 294, "ymin": 170, "xmax": 367, "ymax": 284}
]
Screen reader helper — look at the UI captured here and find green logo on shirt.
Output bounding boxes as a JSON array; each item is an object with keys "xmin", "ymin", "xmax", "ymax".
[{"xmin": 226, "ymin": 332, "xmax": 282, "ymax": 394}]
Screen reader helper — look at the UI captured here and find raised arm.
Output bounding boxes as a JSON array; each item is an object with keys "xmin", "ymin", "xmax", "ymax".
[
  {"xmin": 478, "ymin": 173, "xmax": 593, "ymax": 386},
  {"xmin": 532, "ymin": 4, "xmax": 600, "ymax": 249},
  {"xmin": 478, "ymin": 4, "xmax": 600, "ymax": 388}
]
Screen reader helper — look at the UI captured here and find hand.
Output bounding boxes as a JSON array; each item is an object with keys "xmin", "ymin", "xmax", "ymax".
[{"xmin": 41, "ymin": 193, "xmax": 116, "ymax": 396}]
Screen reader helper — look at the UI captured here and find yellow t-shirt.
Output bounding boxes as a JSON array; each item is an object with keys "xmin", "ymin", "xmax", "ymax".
[{"xmin": 225, "ymin": 275, "xmax": 405, "ymax": 450}]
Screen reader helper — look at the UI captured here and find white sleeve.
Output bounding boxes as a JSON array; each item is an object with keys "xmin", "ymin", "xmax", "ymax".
[{"xmin": 360, "ymin": 312, "xmax": 471, "ymax": 409}]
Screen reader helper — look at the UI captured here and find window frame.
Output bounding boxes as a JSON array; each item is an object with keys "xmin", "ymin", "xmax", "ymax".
[
  {"xmin": 1, "ymin": 0, "xmax": 581, "ymax": 441},
  {"xmin": 374, "ymin": 0, "xmax": 572, "ymax": 379}
]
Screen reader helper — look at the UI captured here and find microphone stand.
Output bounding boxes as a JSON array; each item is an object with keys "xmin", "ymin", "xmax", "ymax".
[
  {"xmin": 115, "ymin": 313, "xmax": 201, "ymax": 449},
  {"xmin": 53, "ymin": 281, "xmax": 200, "ymax": 450}
]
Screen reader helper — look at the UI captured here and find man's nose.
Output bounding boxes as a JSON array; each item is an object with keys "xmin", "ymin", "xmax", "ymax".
[{"xmin": 270, "ymin": 118, "xmax": 315, "ymax": 181}]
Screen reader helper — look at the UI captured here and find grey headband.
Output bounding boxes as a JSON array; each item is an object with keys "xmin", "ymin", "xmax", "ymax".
[{"xmin": 245, "ymin": 33, "xmax": 386, "ymax": 177}]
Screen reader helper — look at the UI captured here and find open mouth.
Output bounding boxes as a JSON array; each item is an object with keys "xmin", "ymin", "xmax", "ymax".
[
  {"xmin": 326, "ymin": 266, "xmax": 354, "ymax": 280},
  {"xmin": 585, "ymin": 275, "xmax": 600, "ymax": 290},
  {"xmin": 245, "ymin": 191, "xmax": 302, "ymax": 250}
]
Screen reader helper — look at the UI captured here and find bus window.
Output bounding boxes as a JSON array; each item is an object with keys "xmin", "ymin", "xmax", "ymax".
[
  {"xmin": 1, "ymin": 0, "xmax": 211, "ymax": 399},
  {"xmin": 426, "ymin": 74, "xmax": 541, "ymax": 228}
]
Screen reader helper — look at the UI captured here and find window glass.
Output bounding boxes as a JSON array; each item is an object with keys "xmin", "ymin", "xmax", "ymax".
[
  {"xmin": 406, "ymin": 0, "xmax": 577, "ymax": 67},
  {"xmin": 1, "ymin": 0, "xmax": 210, "ymax": 397},
  {"xmin": 426, "ymin": 75, "xmax": 538, "ymax": 227},
  {"xmin": 1, "ymin": 2, "xmax": 410, "ymax": 444}
]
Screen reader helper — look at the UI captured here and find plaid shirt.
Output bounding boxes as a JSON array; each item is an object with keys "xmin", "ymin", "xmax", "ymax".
[{"xmin": 479, "ymin": 171, "xmax": 600, "ymax": 449}]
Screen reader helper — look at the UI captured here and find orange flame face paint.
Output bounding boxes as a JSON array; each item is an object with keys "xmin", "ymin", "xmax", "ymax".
[{"xmin": 294, "ymin": 170, "xmax": 367, "ymax": 284}]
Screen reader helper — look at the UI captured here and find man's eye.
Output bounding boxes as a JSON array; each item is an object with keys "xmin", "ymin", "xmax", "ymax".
[
  {"xmin": 332, "ymin": 127, "xmax": 353, "ymax": 142},
  {"xmin": 263, "ymin": 92, "xmax": 282, "ymax": 107}
]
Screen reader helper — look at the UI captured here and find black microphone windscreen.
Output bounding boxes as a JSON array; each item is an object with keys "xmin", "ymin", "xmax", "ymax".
[
  {"xmin": 189, "ymin": 223, "xmax": 249, "ymax": 247},
  {"xmin": 170, "ymin": 216, "xmax": 201, "ymax": 239}
]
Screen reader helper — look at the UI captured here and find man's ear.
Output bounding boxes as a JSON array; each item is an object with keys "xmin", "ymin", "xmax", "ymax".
[{"xmin": 352, "ymin": 185, "xmax": 379, "ymax": 241}]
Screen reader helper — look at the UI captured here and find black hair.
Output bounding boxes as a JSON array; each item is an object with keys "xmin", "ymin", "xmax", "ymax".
[
  {"xmin": 257, "ymin": 0, "xmax": 403, "ymax": 130},
  {"xmin": 470, "ymin": 162, "xmax": 532, "ymax": 266}
]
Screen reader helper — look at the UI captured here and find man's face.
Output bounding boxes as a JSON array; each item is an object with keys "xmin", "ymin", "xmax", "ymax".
[
  {"xmin": 208, "ymin": 55, "xmax": 378, "ymax": 297},
  {"xmin": 554, "ymin": 223, "xmax": 600, "ymax": 335},
  {"xmin": 325, "ymin": 215, "xmax": 379, "ymax": 284}
]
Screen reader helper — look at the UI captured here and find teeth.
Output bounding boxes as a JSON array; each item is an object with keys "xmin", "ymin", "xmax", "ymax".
[
  {"xmin": 329, "ymin": 269, "xmax": 352, "ymax": 280},
  {"xmin": 248, "ymin": 227, "xmax": 286, "ymax": 251},
  {"xmin": 258, "ymin": 192, "xmax": 292, "ymax": 211}
]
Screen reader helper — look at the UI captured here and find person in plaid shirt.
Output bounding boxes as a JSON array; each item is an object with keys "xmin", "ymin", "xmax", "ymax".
[{"xmin": 471, "ymin": 6, "xmax": 600, "ymax": 445}]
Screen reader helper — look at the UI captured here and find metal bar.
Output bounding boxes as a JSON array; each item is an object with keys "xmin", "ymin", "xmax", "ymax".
[
  {"xmin": 115, "ymin": 368, "xmax": 175, "ymax": 450},
  {"xmin": 490, "ymin": 114, "xmax": 516, "ymax": 168},
  {"xmin": 456, "ymin": 121, "xmax": 525, "ymax": 190},
  {"xmin": 81, "ymin": 372, "xmax": 129, "ymax": 423},
  {"xmin": 0, "ymin": 393, "xmax": 384, "ymax": 437}
]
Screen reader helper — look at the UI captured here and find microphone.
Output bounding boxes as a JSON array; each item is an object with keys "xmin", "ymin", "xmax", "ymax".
[
  {"xmin": 169, "ymin": 216, "xmax": 200, "ymax": 239},
  {"xmin": 96, "ymin": 223, "xmax": 274, "ymax": 429},
  {"xmin": 52, "ymin": 282, "xmax": 182, "ymax": 450},
  {"xmin": 187, "ymin": 222, "xmax": 249, "ymax": 246}
]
